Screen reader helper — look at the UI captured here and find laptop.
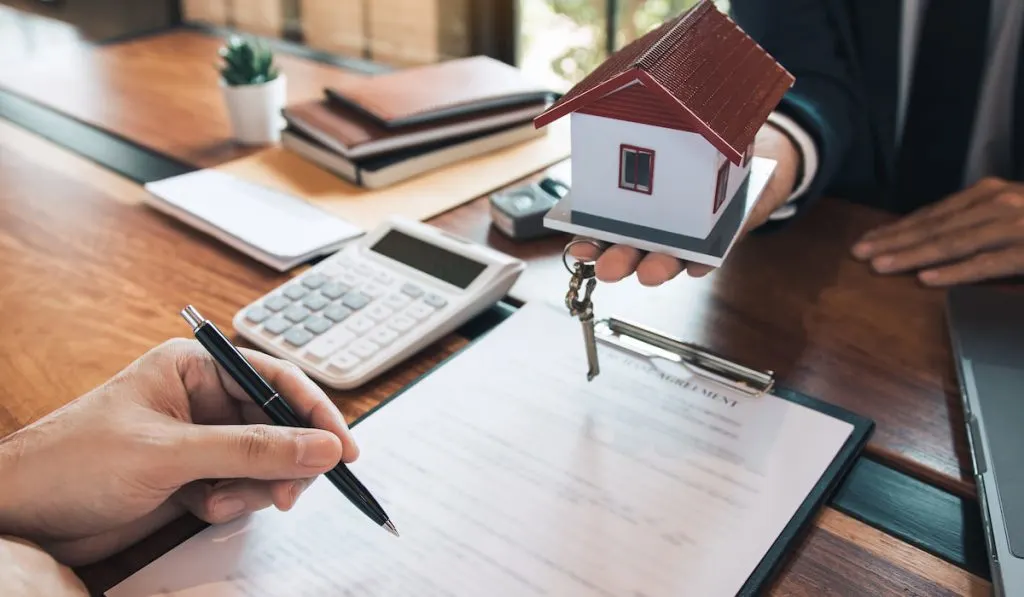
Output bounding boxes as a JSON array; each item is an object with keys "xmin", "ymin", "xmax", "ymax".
[{"xmin": 946, "ymin": 284, "xmax": 1024, "ymax": 596}]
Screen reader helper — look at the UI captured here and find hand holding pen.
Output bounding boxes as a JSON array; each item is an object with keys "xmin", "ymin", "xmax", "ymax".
[
  {"xmin": 181, "ymin": 305, "xmax": 399, "ymax": 537},
  {"xmin": 0, "ymin": 334, "xmax": 374, "ymax": 565}
]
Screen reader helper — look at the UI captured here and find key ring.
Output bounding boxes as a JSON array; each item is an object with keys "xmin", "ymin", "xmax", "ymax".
[{"xmin": 561, "ymin": 239, "xmax": 604, "ymax": 275}]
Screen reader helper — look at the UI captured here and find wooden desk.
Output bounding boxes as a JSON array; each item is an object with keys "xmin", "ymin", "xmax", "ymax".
[
  {"xmin": 0, "ymin": 19, "xmax": 990, "ymax": 596},
  {"xmin": 0, "ymin": 115, "xmax": 988, "ymax": 597},
  {"xmin": 0, "ymin": 24, "xmax": 972, "ymax": 495}
]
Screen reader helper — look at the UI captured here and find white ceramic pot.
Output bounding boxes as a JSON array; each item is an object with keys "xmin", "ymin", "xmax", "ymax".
[{"xmin": 221, "ymin": 73, "xmax": 287, "ymax": 145}]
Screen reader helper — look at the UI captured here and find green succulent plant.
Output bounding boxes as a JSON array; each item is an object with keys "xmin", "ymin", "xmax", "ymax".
[{"xmin": 218, "ymin": 36, "xmax": 279, "ymax": 86}]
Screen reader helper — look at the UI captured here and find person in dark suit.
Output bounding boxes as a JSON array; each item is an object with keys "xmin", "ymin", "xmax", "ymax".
[{"xmin": 579, "ymin": 0, "xmax": 1024, "ymax": 288}]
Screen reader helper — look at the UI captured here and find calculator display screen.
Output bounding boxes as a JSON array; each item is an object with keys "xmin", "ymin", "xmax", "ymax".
[{"xmin": 370, "ymin": 231, "xmax": 487, "ymax": 289}]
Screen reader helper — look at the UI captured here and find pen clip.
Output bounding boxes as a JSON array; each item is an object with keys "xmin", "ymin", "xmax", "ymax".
[{"xmin": 593, "ymin": 317, "xmax": 775, "ymax": 398}]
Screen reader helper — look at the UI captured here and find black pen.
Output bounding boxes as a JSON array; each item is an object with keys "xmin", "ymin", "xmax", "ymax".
[{"xmin": 180, "ymin": 305, "xmax": 399, "ymax": 537}]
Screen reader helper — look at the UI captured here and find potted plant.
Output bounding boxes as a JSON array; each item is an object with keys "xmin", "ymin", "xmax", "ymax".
[{"xmin": 218, "ymin": 36, "xmax": 286, "ymax": 145}]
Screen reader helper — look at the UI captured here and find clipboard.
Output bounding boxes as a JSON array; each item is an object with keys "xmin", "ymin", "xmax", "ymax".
[
  {"xmin": 355, "ymin": 301, "xmax": 875, "ymax": 596},
  {"xmin": 579, "ymin": 311, "xmax": 874, "ymax": 595}
]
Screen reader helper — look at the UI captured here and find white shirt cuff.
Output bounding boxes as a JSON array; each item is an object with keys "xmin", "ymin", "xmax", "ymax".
[{"xmin": 765, "ymin": 111, "xmax": 819, "ymax": 204}]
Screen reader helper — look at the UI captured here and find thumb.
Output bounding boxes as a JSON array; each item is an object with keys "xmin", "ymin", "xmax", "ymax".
[{"xmin": 169, "ymin": 423, "xmax": 344, "ymax": 484}]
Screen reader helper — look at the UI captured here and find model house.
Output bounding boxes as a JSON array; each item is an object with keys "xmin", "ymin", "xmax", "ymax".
[{"xmin": 535, "ymin": 0, "xmax": 794, "ymax": 258}]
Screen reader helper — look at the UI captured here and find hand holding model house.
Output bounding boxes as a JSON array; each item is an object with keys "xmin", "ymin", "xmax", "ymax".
[{"xmin": 534, "ymin": 0, "xmax": 801, "ymax": 286}]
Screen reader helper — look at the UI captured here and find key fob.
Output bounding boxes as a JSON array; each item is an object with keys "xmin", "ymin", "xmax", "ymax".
[{"xmin": 489, "ymin": 177, "xmax": 568, "ymax": 240}]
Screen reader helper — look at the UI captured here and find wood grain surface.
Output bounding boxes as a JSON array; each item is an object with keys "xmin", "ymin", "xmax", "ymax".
[
  {"xmin": 0, "ymin": 99, "xmax": 990, "ymax": 597},
  {"xmin": 432, "ymin": 182, "xmax": 976, "ymax": 497},
  {"xmin": 0, "ymin": 25, "xmax": 978, "ymax": 495},
  {"xmin": 0, "ymin": 29, "xmax": 369, "ymax": 168},
  {"xmin": 0, "ymin": 118, "xmax": 462, "ymax": 434},
  {"xmin": 0, "ymin": 16, "xmax": 993, "ymax": 595}
]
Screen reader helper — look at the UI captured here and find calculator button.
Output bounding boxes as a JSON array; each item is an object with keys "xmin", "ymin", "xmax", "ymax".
[
  {"xmin": 263, "ymin": 317, "xmax": 291, "ymax": 335},
  {"xmin": 365, "ymin": 304, "xmax": 393, "ymax": 322},
  {"xmin": 339, "ymin": 273, "xmax": 361, "ymax": 287},
  {"xmin": 302, "ymin": 273, "xmax": 328, "ymax": 289},
  {"xmin": 304, "ymin": 315, "xmax": 333, "ymax": 335},
  {"xmin": 346, "ymin": 315, "xmax": 375, "ymax": 335},
  {"xmin": 424, "ymin": 293, "xmax": 448, "ymax": 309},
  {"xmin": 264, "ymin": 295, "xmax": 290, "ymax": 312},
  {"xmin": 321, "ymin": 282, "xmax": 350, "ymax": 300},
  {"xmin": 401, "ymin": 283, "xmax": 424, "ymax": 298},
  {"xmin": 348, "ymin": 338, "xmax": 380, "ymax": 359},
  {"xmin": 302, "ymin": 293, "xmax": 329, "ymax": 311},
  {"xmin": 283, "ymin": 285, "xmax": 308, "ymax": 300},
  {"xmin": 245, "ymin": 306, "xmax": 271, "ymax": 324},
  {"xmin": 355, "ymin": 263, "xmax": 374, "ymax": 276},
  {"xmin": 374, "ymin": 270, "xmax": 394, "ymax": 284},
  {"xmin": 283, "ymin": 305, "xmax": 311, "ymax": 323},
  {"xmin": 284, "ymin": 328, "xmax": 314, "ymax": 347},
  {"xmin": 361, "ymin": 282, "xmax": 386, "ymax": 298},
  {"xmin": 383, "ymin": 293, "xmax": 410, "ymax": 310},
  {"xmin": 329, "ymin": 352, "xmax": 360, "ymax": 372},
  {"xmin": 324, "ymin": 305, "xmax": 353, "ymax": 323},
  {"xmin": 305, "ymin": 330, "xmax": 354, "ymax": 361},
  {"xmin": 341, "ymin": 292, "xmax": 371, "ymax": 310},
  {"xmin": 406, "ymin": 302, "xmax": 434, "ymax": 320},
  {"xmin": 368, "ymin": 327, "xmax": 399, "ymax": 346},
  {"xmin": 389, "ymin": 315, "xmax": 417, "ymax": 332}
]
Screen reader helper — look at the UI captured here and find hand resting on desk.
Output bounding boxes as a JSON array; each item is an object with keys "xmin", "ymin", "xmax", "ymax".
[
  {"xmin": 569, "ymin": 123, "xmax": 802, "ymax": 286},
  {"xmin": 853, "ymin": 176, "xmax": 1024, "ymax": 285},
  {"xmin": 0, "ymin": 339, "xmax": 358, "ymax": 569}
]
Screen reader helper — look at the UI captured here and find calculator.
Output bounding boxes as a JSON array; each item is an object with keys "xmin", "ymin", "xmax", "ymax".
[{"xmin": 232, "ymin": 217, "xmax": 526, "ymax": 389}]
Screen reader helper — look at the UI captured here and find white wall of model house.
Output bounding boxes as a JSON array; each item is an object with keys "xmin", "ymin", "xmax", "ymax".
[{"xmin": 569, "ymin": 111, "xmax": 752, "ymax": 239}]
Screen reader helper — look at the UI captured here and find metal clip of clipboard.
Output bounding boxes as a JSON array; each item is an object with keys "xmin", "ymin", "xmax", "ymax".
[{"xmin": 593, "ymin": 317, "xmax": 776, "ymax": 398}]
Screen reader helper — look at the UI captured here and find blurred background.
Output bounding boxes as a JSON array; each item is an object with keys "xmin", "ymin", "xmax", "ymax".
[{"xmin": 0, "ymin": 0, "xmax": 730, "ymax": 88}]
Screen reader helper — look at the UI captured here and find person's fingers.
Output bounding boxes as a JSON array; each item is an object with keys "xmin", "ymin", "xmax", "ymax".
[
  {"xmin": 857, "ymin": 178, "xmax": 1004, "ymax": 243},
  {"xmin": 179, "ymin": 342, "xmax": 359, "ymax": 463},
  {"xmin": 172, "ymin": 476, "xmax": 316, "ymax": 524},
  {"xmin": 854, "ymin": 191, "xmax": 1023, "ymax": 261},
  {"xmin": 686, "ymin": 263, "xmax": 716, "ymax": 277},
  {"xmin": 918, "ymin": 246, "xmax": 1024, "ymax": 286},
  {"xmin": 634, "ymin": 252, "xmax": 684, "ymax": 286},
  {"xmin": 238, "ymin": 350, "xmax": 359, "ymax": 462},
  {"xmin": 869, "ymin": 219, "xmax": 1024, "ymax": 273},
  {"xmin": 239, "ymin": 402, "xmax": 273, "ymax": 425},
  {"xmin": 849, "ymin": 218, "xmax": 936, "ymax": 260},
  {"xmin": 594, "ymin": 245, "xmax": 644, "ymax": 281},
  {"xmin": 169, "ymin": 422, "xmax": 343, "ymax": 485},
  {"xmin": 174, "ymin": 479, "xmax": 271, "ymax": 524},
  {"xmin": 567, "ymin": 236, "xmax": 606, "ymax": 261}
]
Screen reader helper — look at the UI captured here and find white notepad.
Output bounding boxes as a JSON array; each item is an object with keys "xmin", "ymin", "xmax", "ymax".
[
  {"xmin": 107, "ymin": 301, "xmax": 855, "ymax": 597},
  {"xmin": 143, "ymin": 170, "xmax": 363, "ymax": 271}
]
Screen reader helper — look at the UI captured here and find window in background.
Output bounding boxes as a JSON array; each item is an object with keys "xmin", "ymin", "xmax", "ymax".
[
  {"xmin": 517, "ymin": 0, "xmax": 730, "ymax": 91},
  {"xmin": 180, "ymin": 0, "xmax": 478, "ymax": 68}
]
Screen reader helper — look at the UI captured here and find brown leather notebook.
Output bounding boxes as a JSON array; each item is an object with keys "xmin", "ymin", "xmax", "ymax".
[
  {"xmin": 282, "ymin": 96, "xmax": 547, "ymax": 159},
  {"xmin": 324, "ymin": 55, "xmax": 555, "ymax": 128}
]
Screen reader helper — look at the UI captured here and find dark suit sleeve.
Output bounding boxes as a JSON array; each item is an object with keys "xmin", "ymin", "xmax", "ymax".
[{"xmin": 731, "ymin": 0, "xmax": 862, "ymax": 207}]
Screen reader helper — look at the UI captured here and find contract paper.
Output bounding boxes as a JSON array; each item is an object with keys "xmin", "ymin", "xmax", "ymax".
[{"xmin": 107, "ymin": 301, "xmax": 854, "ymax": 597}]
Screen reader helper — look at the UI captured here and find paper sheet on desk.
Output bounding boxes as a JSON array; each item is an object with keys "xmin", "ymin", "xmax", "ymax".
[
  {"xmin": 106, "ymin": 301, "xmax": 854, "ymax": 597},
  {"xmin": 212, "ymin": 119, "xmax": 571, "ymax": 232}
]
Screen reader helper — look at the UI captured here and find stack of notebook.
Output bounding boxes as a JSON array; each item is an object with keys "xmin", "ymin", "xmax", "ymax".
[{"xmin": 281, "ymin": 56, "xmax": 556, "ymax": 189}]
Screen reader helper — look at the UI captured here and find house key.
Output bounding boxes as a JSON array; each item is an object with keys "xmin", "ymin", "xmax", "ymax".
[{"xmin": 563, "ymin": 240, "xmax": 602, "ymax": 381}]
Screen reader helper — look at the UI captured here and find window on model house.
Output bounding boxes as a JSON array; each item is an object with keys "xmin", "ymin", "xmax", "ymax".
[
  {"xmin": 713, "ymin": 159, "xmax": 729, "ymax": 213},
  {"xmin": 619, "ymin": 145, "xmax": 655, "ymax": 194}
]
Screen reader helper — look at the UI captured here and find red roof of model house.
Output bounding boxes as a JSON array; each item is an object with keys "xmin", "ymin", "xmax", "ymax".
[{"xmin": 533, "ymin": 0, "xmax": 794, "ymax": 165}]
